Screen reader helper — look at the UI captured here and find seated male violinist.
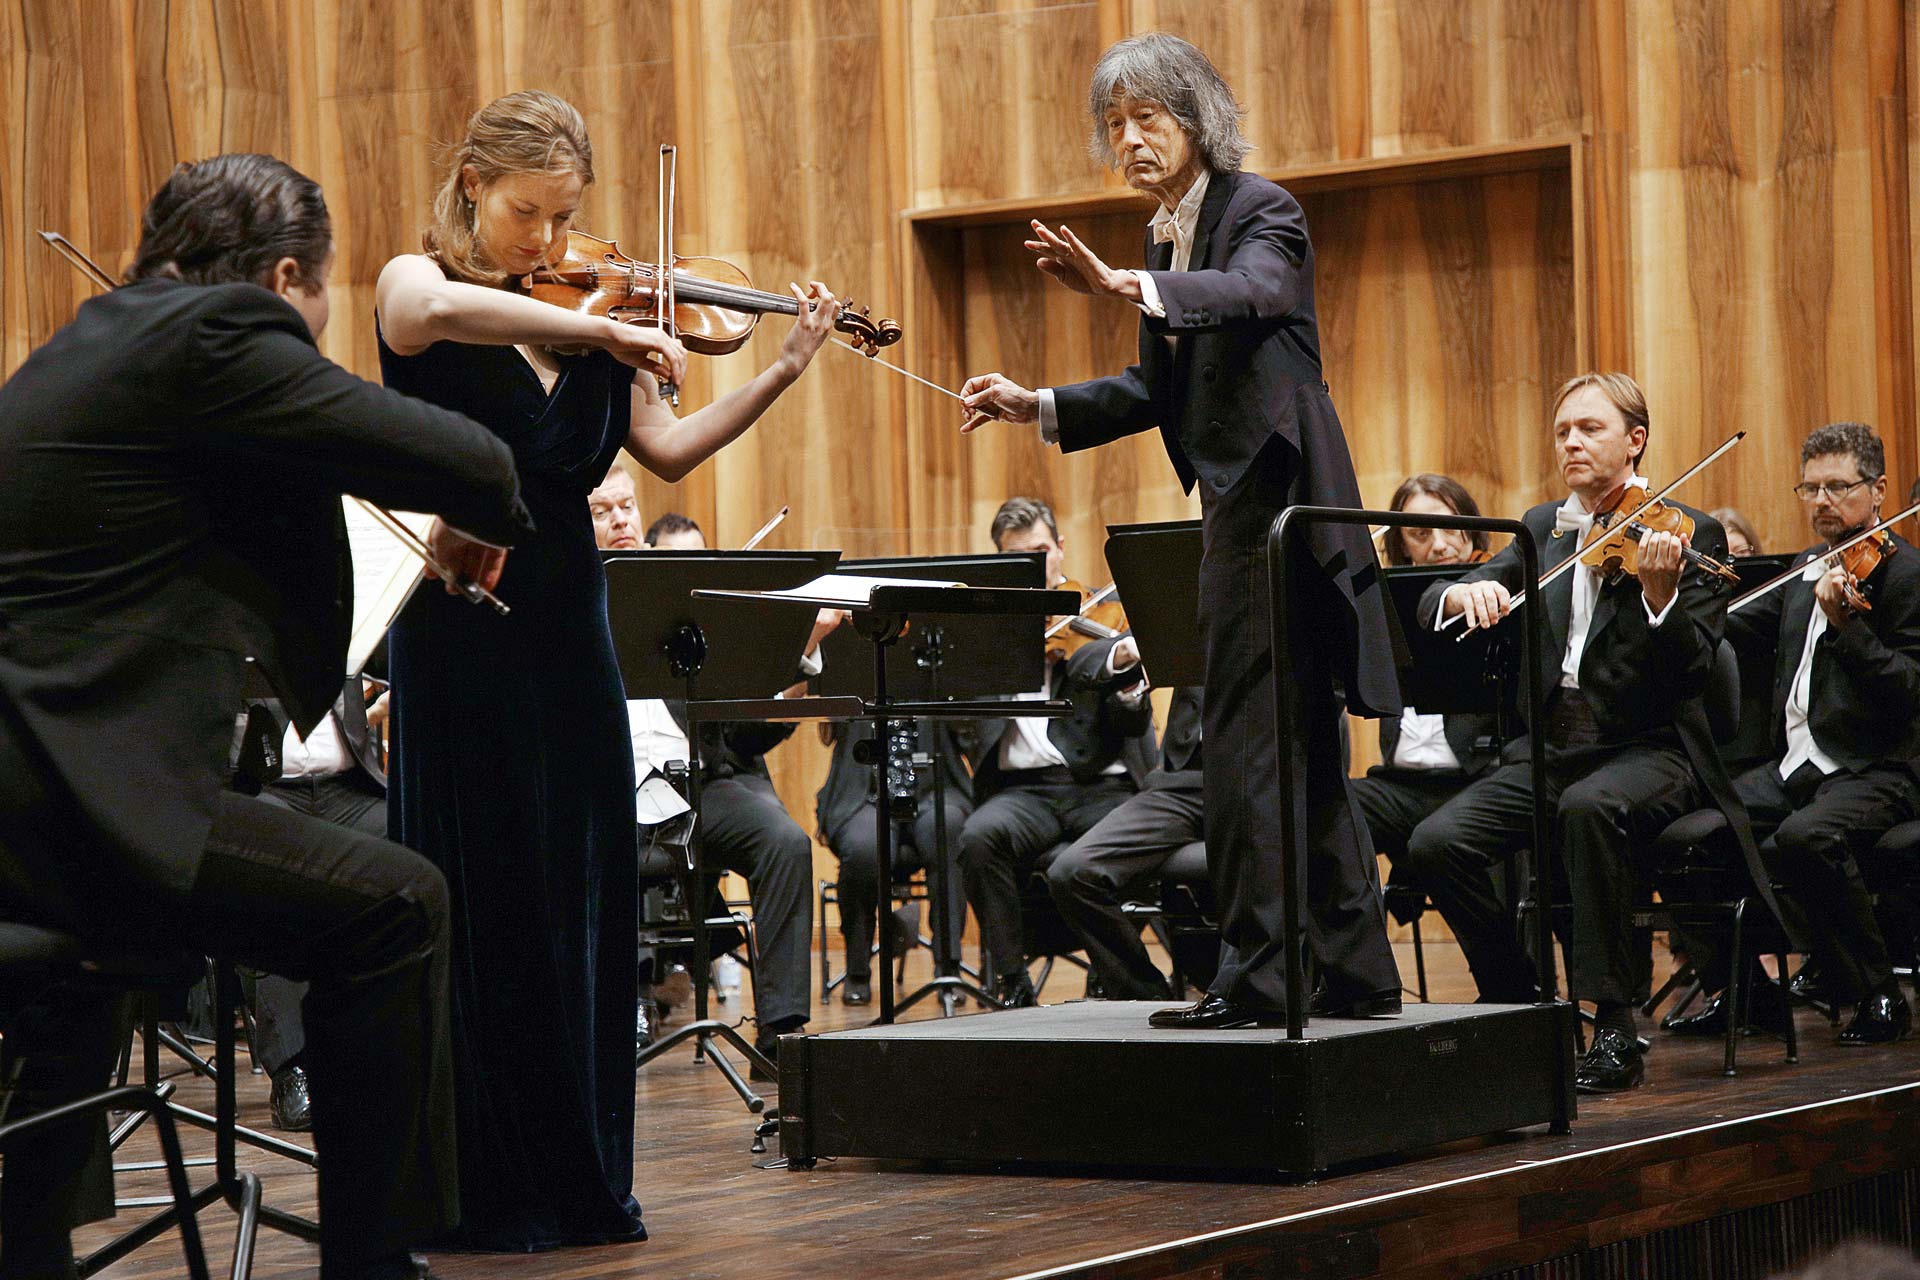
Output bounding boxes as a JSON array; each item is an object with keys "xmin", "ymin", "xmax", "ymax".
[
  {"xmin": 1672, "ymin": 423, "xmax": 1918, "ymax": 1045},
  {"xmin": 1399, "ymin": 373, "xmax": 1742, "ymax": 1093},
  {"xmin": 1352, "ymin": 474, "xmax": 1502, "ymax": 872},
  {"xmin": 957, "ymin": 497, "xmax": 1157, "ymax": 1007},
  {"xmin": 589, "ymin": 469, "xmax": 836, "ymax": 1072}
]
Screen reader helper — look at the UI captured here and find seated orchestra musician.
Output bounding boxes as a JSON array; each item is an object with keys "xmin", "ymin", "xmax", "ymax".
[
  {"xmin": 1401, "ymin": 372, "xmax": 1742, "ymax": 1093},
  {"xmin": 815, "ymin": 716, "xmax": 974, "ymax": 1006},
  {"xmin": 1713, "ymin": 507, "xmax": 1763, "ymax": 559},
  {"xmin": 1672, "ymin": 423, "xmax": 1917, "ymax": 1045},
  {"xmin": 586, "ymin": 471, "xmax": 829, "ymax": 1073},
  {"xmin": 0, "ymin": 154, "xmax": 531, "ymax": 1279},
  {"xmin": 1352, "ymin": 475, "xmax": 1502, "ymax": 875},
  {"xmin": 1044, "ymin": 682, "xmax": 1204, "ymax": 1001},
  {"xmin": 958, "ymin": 497, "xmax": 1158, "ymax": 1007}
]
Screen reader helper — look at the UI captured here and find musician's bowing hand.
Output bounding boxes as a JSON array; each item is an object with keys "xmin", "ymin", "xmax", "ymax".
[
  {"xmin": 425, "ymin": 519, "xmax": 508, "ymax": 597},
  {"xmin": 1449, "ymin": 580, "xmax": 1513, "ymax": 632},
  {"xmin": 959, "ymin": 373, "xmax": 1038, "ymax": 432},
  {"xmin": 1025, "ymin": 222, "xmax": 1140, "ymax": 302}
]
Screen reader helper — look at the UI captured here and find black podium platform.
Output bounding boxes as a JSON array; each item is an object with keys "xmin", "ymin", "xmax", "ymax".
[{"xmin": 776, "ymin": 999, "xmax": 1576, "ymax": 1175}]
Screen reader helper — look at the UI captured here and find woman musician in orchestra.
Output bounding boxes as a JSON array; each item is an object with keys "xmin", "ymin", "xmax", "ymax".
[{"xmin": 373, "ymin": 90, "xmax": 839, "ymax": 1249}]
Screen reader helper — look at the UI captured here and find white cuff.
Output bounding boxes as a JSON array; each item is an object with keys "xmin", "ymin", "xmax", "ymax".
[
  {"xmin": 1134, "ymin": 270, "xmax": 1166, "ymax": 318},
  {"xmin": 799, "ymin": 647, "xmax": 824, "ymax": 677},
  {"xmin": 1435, "ymin": 583, "xmax": 1466, "ymax": 631},
  {"xmin": 1037, "ymin": 388, "xmax": 1060, "ymax": 446},
  {"xmin": 1643, "ymin": 592, "xmax": 1679, "ymax": 628}
]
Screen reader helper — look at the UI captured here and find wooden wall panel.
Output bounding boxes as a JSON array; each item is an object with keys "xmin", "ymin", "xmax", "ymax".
[{"xmin": 0, "ymin": 0, "xmax": 1912, "ymax": 886}]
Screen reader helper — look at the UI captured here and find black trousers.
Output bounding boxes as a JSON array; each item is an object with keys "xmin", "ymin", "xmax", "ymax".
[
  {"xmin": 700, "ymin": 774, "xmax": 813, "ymax": 1028},
  {"xmin": 958, "ymin": 773, "xmax": 1134, "ymax": 978},
  {"xmin": 826, "ymin": 791, "xmax": 970, "ymax": 980},
  {"xmin": 1736, "ymin": 761, "xmax": 1915, "ymax": 1002},
  {"xmin": 1046, "ymin": 782, "xmax": 1203, "ymax": 1000},
  {"xmin": 247, "ymin": 771, "xmax": 387, "ymax": 1076},
  {"xmin": 1199, "ymin": 439, "xmax": 1399, "ymax": 1009},
  {"xmin": 0, "ymin": 791, "xmax": 456, "ymax": 1277},
  {"xmin": 1352, "ymin": 767, "xmax": 1479, "ymax": 862},
  {"xmin": 1402, "ymin": 735, "xmax": 1699, "ymax": 1004}
]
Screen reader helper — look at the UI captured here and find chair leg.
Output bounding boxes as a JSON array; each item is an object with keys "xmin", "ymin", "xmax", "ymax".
[
  {"xmin": 1411, "ymin": 918, "xmax": 1429, "ymax": 1003},
  {"xmin": 817, "ymin": 880, "xmax": 833, "ymax": 1006},
  {"xmin": 1723, "ymin": 902, "xmax": 1746, "ymax": 1078},
  {"xmin": 1777, "ymin": 953, "xmax": 1799, "ymax": 1064},
  {"xmin": 1031, "ymin": 956, "xmax": 1055, "ymax": 999}
]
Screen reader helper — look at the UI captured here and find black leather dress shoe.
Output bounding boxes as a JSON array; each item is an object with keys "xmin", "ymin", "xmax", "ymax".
[
  {"xmin": 1310, "ymin": 989, "xmax": 1403, "ymax": 1018},
  {"xmin": 1574, "ymin": 1028, "xmax": 1646, "ymax": 1093},
  {"xmin": 1838, "ymin": 993, "xmax": 1912, "ymax": 1045},
  {"xmin": 1663, "ymin": 981, "xmax": 1788, "ymax": 1038},
  {"xmin": 1147, "ymin": 994, "xmax": 1287, "ymax": 1030},
  {"xmin": 749, "ymin": 1026, "xmax": 789, "ymax": 1082},
  {"xmin": 1788, "ymin": 963, "xmax": 1827, "ymax": 1003},
  {"xmin": 842, "ymin": 976, "xmax": 872, "ymax": 1006},
  {"xmin": 994, "ymin": 971, "xmax": 1038, "ymax": 1009},
  {"xmin": 269, "ymin": 1063, "xmax": 312, "ymax": 1132}
]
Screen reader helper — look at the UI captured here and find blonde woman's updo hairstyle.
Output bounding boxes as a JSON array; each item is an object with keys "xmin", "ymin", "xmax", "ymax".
[{"xmin": 425, "ymin": 89, "xmax": 594, "ymax": 284}]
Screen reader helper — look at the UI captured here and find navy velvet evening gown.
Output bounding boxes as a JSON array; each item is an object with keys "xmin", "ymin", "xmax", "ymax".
[{"xmin": 380, "ymin": 324, "xmax": 644, "ymax": 1250}]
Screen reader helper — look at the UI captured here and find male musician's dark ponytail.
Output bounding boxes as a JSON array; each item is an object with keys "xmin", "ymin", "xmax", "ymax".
[{"xmin": 128, "ymin": 154, "xmax": 331, "ymax": 291}]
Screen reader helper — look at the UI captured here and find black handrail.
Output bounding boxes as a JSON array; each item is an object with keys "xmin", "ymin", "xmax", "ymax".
[{"xmin": 1265, "ymin": 506, "xmax": 1554, "ymax": 1039}]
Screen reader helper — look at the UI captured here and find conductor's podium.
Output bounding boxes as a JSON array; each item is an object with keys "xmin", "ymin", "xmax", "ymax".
[{"xmin": 775, "ymin": 999, "xmax": 1575, "ymax": 1177}]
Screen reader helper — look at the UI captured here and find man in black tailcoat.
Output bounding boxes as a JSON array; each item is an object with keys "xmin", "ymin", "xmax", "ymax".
[{"xmin": 960, "ymin": 32, "xmax": 1403, "ymax": 1026}]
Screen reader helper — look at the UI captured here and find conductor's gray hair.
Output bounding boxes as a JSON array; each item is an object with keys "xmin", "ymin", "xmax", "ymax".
[{"xmin": 1086, "ymin": 33, "xmax": 1251, "ymax": 175}]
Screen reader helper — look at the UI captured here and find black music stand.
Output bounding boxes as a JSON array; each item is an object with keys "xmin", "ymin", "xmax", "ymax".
[
  {"xmin": 606, "ymin": 549, "xmax": 839, "ymax": 1112},
  {"xmin": 1105, "ymin": 521, "xmax": 1204, "ymax": 687},
  {"xmin": 698, "ymin": 579, "xmax": 1080, "ymax": 1026},
  {"xmin": 817, "ymin": 554, "xmax": 1050, "ymax": 1017}
]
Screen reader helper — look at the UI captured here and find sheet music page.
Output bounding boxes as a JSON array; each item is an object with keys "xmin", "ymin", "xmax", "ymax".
[
  {"xmin": 345, "ymin": 498, "xmax": 435, "ymax": 676},
  {"xmin": 765, "ymin": 573, "xmax": 962, "ymax": 606}
]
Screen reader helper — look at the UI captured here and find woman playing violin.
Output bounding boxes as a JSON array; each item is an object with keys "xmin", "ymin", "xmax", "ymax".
[{"xmin": 372, "ymin": 90, "xmax": 837, "ymax": 1250}]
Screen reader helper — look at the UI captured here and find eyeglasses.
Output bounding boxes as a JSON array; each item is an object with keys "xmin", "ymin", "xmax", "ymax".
[{"xmin": 1792, "ymin": 477, "xmax": 1879, "ymax": 503}]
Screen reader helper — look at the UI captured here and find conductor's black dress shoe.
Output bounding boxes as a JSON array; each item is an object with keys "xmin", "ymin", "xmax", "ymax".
[
  {"xmin": 1147, "ymin": 993, "xmax": 1287, "ymax": 1030},
  {"xmin": 1574, "ymin": 1028, "xmax": 1646, "ymax": 1093},
  {"xmin": 1309, "ymin": 988, "xmax": 1403, "ymax": 1018},
  {"xmin": 1838, "ymin": 993, "xmax": 1912, "ymax": 1045}
]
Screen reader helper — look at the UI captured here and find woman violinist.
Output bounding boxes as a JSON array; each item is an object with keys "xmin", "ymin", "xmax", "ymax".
[{"xmin": 373, "ymin": 90, "xmax": 837, "ymax": 1250}]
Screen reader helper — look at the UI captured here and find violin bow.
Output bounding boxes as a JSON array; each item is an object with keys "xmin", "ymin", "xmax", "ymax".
[
  {"xmin": 37, "ymin": 228, "xmax": 511, "ymax": 616},
  {"xmin": 1043, "ymin": 582, "xmax": 1120, "ymax": 640},
  {"xmin": 1726, "ymin": 498, "xmax": 1920, "ymax": 615},
  {"xmin": 1446, "ymin": 429, "xmax": 1747, "ymax": 638},
  {"xmin": 740, "ymin": 505, "xmax": 790, "ymax": 551}
]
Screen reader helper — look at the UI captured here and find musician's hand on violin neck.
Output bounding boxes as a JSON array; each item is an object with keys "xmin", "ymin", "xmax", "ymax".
[
  {"xmin": 1634, "ymin": 529, "xmax": 1686, "ymax": 615},
  {"xmin": 425, "ymin": 519, "xmax": 508, "ymax": 597},
  {"xmin": 605, "ymin": 323, "xmax": 688, "ymax": 385},
  {"xmin": 1026, "ymin": 221, "xmax": 1139, "ymax": 302},
  {"xmin": 774, "ymin": 282, "xmax": 840, "ymax": 379},
  {"xmin": 958, "ymin": 373, "xmax": 1038, "ymax": 432},
  {"xmin": 1814, "ymin": 563, "xmax": 1857, "ymax": 625}
]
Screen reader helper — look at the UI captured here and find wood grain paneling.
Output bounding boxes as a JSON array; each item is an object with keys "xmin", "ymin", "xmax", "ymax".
[{"xmin": 0, "ymin": 0, "xmax": 1912, "ymax": 879}]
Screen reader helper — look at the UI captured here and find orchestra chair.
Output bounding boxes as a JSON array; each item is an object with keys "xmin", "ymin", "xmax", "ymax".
[
  {"xmin": 0, "ymin": 918, "xmax": 226, "ymax": 1280},
  {"xmin": 1152, "ymin": 841, "xmax": 1216, "ymax": 998},
  {"xmin": 1015, "ymin": 847, "xmax": 1094, "ymax": 999},
  {"xmin": 1381, "ymin": 876, "xmax": 1435, "ymax": 1003},
  {"xmin": 635, "ymin": 806, "xmax": 765, "ymax": 1021},
  {"xmin": 1862, "ymin": 819, "xmax": 1920, "ymax": 993},
  {"xmin": 1641, "ymin": 640, "xmax": 1803, "ymax": 1076},
  {"xmin": 817, "ymin": 866, "xmax": 954, "ymax": 1005}
]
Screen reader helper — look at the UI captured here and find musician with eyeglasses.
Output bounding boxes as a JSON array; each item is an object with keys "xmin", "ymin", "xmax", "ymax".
[{"xmin": 1675, "ymin": 423, "xmax": 1920, "ymax": 1045}]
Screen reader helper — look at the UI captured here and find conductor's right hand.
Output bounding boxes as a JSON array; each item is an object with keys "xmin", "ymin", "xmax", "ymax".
[
  {"xmin": 959, "ymin": 373, "xmax": 1038, "ymax": 433},
  {"xmin": 426, "ymin": 519, "xmax": 508, "ymax": 597},
  {"xmin": 603, "ymin": 320, "xmax": 689, "ymax": 386},
  {"xmin": 1449, "ymin": 580, "xmax": 1513, "ymax": 632}
]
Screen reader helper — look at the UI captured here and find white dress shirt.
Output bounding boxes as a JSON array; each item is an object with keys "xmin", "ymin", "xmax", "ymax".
[
  {"xmin": 1038, "ymin": 171, "xmax": 1211, "ymax": 445},
  {"xmin": 999, "ymin": 642, "xmax": 1141, "ymax": 775},
  {"xmin": 1391, "ymin": 709, "xmax": 1461, "ymax": 771},
  {"xmin": 1779, "ymin": 567, "xmax": 1842, "ymax": 779},
  {"xmin": 279, "ymin": 709, "xmax": 353, "ymax": 780}
]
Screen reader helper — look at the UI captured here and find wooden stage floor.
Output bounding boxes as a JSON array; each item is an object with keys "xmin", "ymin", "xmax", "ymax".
[{"xmin": 75, "ymin": 939, "xmax": 1920, "ymax": 1279}]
